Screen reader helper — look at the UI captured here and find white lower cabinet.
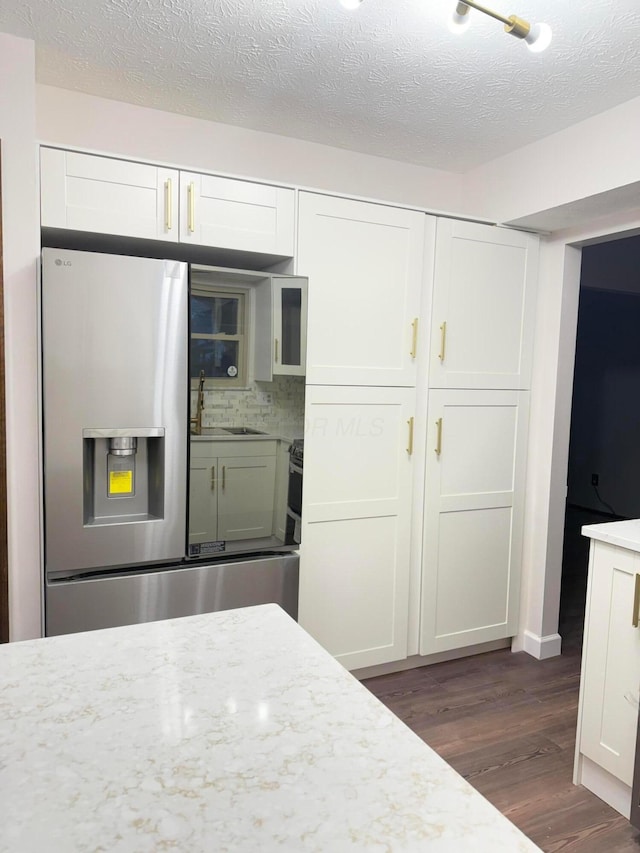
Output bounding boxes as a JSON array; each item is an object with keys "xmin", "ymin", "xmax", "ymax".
[
  {"xmin": 299, "ymin": 386, "xmax": 416, "ymax": 670},
  {"xmin": 420, "ymin": 389, "xmax": 529, "ymax": 655},
  {"xmin": 189, "ymin": 440, "xmax": 277, "ymax": 544},
  {"xmin": 575, "ymin": 537, "xmax": 640, "ymax": 817}
]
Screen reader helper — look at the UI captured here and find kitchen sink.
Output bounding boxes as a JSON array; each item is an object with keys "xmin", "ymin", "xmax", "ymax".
[
  {"xmin": 191, "ymin": 426, "xmax": 267, "ymax": 437},
  {"xmin": 224, "ymin": 427, "xmax": 267, "ymax": 435}
]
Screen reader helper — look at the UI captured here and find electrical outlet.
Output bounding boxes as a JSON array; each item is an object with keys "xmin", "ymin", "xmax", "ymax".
[
  {"xmin": 591, "ymin": 473, "xmax": 599, "ymax": 487},
  {"xmin": 255, "ymin": 391, "xmax": 273, "ymax": 406}
]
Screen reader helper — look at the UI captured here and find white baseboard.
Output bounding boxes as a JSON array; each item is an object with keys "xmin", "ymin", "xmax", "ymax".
[{"xmin": 511, "ymin": 629, "xmax": 562, "ymax": 659}]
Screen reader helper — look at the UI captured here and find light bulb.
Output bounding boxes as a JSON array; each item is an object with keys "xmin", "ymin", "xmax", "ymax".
[
  {"xmin": 340, "ymin": 0, "xmax": 364, "ymax": 9},
  {"xmin": 525, "ymin": 22, "xmax": 552, "ymax": 52},
  {"xmin": 448, "ymin": 2, "xmax": 471, "ymax": 33}
]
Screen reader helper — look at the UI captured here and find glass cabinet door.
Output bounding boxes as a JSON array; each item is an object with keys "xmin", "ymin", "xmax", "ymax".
[{"xmin": 273, "ymin": 278, "xmax": 307, "ymax": 377}]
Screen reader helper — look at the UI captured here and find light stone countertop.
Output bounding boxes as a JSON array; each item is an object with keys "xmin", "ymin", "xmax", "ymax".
[
  {"xmin": 1, "ymin": 604, "xmax": 541, "ymax": 852},
  {"xmin": 582, "ymin": 518, "xmax": 640, "ymax": 553}
]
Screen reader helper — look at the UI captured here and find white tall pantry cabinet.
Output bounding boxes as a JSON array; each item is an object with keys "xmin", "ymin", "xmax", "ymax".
[
  {"xmin": 421, "ymin": 221, "xmax": 538, "ymax": 656},
  {"xmin": 297, "ymin": 199, "xmax": 538, "ymax": 670},
  {"xmin": 296, "ymin": 192, "xmax": 432, "ymax": 670}
]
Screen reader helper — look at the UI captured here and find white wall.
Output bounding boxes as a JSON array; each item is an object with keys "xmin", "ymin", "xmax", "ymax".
[
  {"xmin": 0, "ymin": 34, "xmax": 41, "ymax": 640},
  {"xmin": 36, "ymin": 86, "xmax": 465, "ymax": 215},
  {"xmin": 462, "ymin": 96, "xmax": 640, "ymax": 226}
]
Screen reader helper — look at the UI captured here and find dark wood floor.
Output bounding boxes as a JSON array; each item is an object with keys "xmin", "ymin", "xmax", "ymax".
[{"xmin": 363, "ymin": 507, "xmax": 640, "ymax": 852}]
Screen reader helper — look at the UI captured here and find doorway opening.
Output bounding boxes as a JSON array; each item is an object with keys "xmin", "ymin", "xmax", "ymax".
[{"xmin": 559, "ymin": 234, "xmax": 640, "ymax": 649}]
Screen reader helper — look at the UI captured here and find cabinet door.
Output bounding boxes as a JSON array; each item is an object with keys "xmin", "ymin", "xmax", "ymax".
[
  {"xmin": 429, "ymin": 219, "xmax": 538, "ymax": 390},
  {"xmin": 254, "ymin": 277, "xmax": 307, "ymax": 382},
  {"xmin": 40, "ymin": 148, "xmax": 179, "ymax": 242},
  {"xmin": 297, "ymin": 193, "xmax": 429, "ymax": 386},
  {"xmin": 179, "ymin": 172, "xmax": 295, "ymax": 255},
  {"xmin": 420, "ymin": 389, "xmax": 529, "ymax": 655},
  {"xmin": 580, "ymin": 543, "xmax": 640, "ymax": 786},
  {"xmin": 299, "ymin": 386, "xmax": 416, "ymax": 670},
  {"xmin": 188, "ymin": 457, "xmax": 218, "ymax": 544},
  {"xmin": 217, "ymin": 455, "xmax": 277, "ymax": 541},
  {"xmin": 272, "ymin": 277, "xmax": 307, "ymax": 377}
]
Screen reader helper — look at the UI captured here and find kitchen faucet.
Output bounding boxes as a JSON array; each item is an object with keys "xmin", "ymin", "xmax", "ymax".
[{"xmin": 190, "ymin": 370, "xmax": 206, "ymax": 435}]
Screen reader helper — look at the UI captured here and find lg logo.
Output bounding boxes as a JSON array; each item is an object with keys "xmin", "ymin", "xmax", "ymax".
[{"xmin": 55, "ymin": 259, "xmax": 72, "ymax": 266}]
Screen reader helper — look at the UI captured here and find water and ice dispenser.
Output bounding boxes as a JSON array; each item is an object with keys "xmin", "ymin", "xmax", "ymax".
[{"xmin": 83, "ymin": 428, "xmax": 165, "ymax": 525}]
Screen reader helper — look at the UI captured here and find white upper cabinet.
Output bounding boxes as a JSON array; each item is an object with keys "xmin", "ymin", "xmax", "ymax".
[
  {"xmin": 420, "ymin": 389, "xmax": 529, "ymax": 655},
  {"xmin": 179, "ymin": 171, "xmax": 295, "ymax": 255},
  {"xmin": 254, "ymin": 277, "xmax": 308, "ymax": 381},
  {"xmin": 40, "ymin": 148, "xmax": 179, "ymax": 242},
  {"xmin": 297, "ymin": 192, "xmax": 431, "ymax": 387},
  {"xmin": 429, "ymin": 219, "xmax": 538, "ymax": 390},
  {"xmin": 40, "ymin": 148, "xmax": 296, "ymax": 257}
]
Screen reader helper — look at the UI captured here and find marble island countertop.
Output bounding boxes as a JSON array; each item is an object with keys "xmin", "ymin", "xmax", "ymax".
[
  {"xmin": 1, "ymin": 605, "xmax": 541, "ymax": 852},
  {"xmin": 582, "ymin": 517, "xmax": 640, "ymax": 553}
]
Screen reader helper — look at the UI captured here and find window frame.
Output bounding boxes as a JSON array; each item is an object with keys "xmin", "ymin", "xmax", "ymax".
[{"xmin": 190, "ymin": 284, "xmax": 248, "ymax": 390}]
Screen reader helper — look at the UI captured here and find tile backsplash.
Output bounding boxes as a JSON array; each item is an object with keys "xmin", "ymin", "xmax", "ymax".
[{"xmin": 191, "ymin": 375, "xmax": 305, "ymax": 439}]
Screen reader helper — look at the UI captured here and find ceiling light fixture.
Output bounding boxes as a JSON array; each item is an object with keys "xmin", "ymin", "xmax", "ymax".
[
  {"xmin": 449, "ymin": 0, "xmax": 552, "ymax": 52},
  {"xmin": 339, "ymin": 0, "xmax": 551, "ymax": 52}
]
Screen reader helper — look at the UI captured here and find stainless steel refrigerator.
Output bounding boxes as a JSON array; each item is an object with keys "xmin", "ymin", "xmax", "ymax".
[{"xmin": 42, "ymin": 248, "xmax": 298, "ymax": 636}]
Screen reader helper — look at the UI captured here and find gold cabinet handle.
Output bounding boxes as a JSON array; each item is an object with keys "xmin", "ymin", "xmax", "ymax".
[
  {"xmin": 438, "ymin": 321, "xmax": 447, "ymax": 362},
  {"xmin": 633, "ymin": 574, "xmax": 640, "ymax": 628},
  {"xmin": 164, "ymin": 178, "xmax": 172, "ymax": 231},
  {"xmin": 210, "ymin": 465, "xmax": 215, "ymax": 491},
  {"xmin": 222, "ymin": 465, "xmax": 226, "ymax": 490},
  {"xmin": 188, "ymin": 181, "xmax": 195, "ymax": 233},
  {"xmin": 435, "ymin": 417, "xmax": 443, "ymax": 456},
  {"xmin": 410, "ymin": 318, "xmax": 419, "ymax": 359},
  {"xmin": 274, "ymin": 339, "xmax": 279, "ymax": 363},
  {"xmin": 406, "ymin": 416, "xmax": 414, "ymax": 456}
]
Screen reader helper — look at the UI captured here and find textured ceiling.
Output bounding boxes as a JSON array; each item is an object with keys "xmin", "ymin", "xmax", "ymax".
[{"xmin": 1, "ymin": 0, "xmax": 640, "ymax": 172}]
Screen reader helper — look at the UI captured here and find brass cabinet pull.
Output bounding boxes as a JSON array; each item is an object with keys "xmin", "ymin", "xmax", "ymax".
[
  {"xmin": 188, "ymin": 181, "xmax": 195, "ymax": 233},
  {"xmin": 435, "ymin": 417, "xmax": 443, "ymax": 456},
  {"xmin": 275, "ymin": 339, "xmax": 279, "ymax": 363},
  {"xmin": 210, "ymin": 466, "xmax": 215, "ymax": 491},
  {"xmin": 438, "ymin": 321, "xmax": 447, "ymax": 362},
  {"xmin": 222, "ymin": 465, "xmax": 226, "ymax": 490},
  {"xmin": 410, "ymin": 318, "xmax": 419, "ymax": 359},
  {"xmin": 406, "ymin": 416, "xmax": 414, "ymax": 456},
  {"xmin": 633, "ymin": 574, "xmax": 640, "ymax": 628},
  {"xmin": 164, "ymin": 178, "xmax": 172, "ymax": 231}
]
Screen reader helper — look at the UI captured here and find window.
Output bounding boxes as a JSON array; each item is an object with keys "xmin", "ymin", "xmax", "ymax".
[{"xmin": 190, "ymin": 287, "xmax": 247, "ymax": 388}]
